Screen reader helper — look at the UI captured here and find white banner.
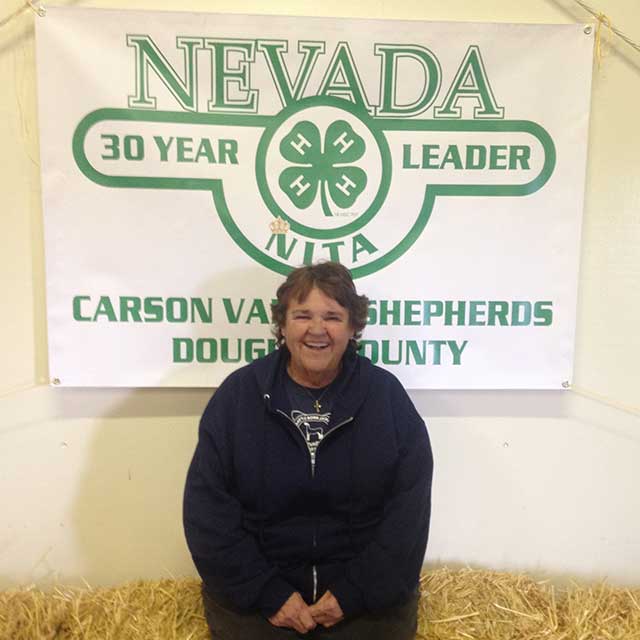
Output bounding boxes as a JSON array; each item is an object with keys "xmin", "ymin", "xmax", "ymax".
[{"xmin": 36, "ymin": 8, "xmax": 594, "ymax": 388}]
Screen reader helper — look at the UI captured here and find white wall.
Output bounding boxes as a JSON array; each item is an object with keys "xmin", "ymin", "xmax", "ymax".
[{"xmin": 1, "ymin": 0, "xmax": 639, "ymax": 590}]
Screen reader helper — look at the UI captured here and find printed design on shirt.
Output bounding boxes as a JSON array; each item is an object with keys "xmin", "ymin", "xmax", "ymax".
[{"xmin": 290, "ymin": 409, "xmax": 330, "ymax": 464}]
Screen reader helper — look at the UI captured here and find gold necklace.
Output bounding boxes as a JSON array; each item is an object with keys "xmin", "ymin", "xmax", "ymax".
[
  {"xmin": 302, "ymin": 385, "xmax": 331, "ymax": 413},
  {"xmin": 287, "ymin": 363, "xmax": 339, "ymax": 412}
]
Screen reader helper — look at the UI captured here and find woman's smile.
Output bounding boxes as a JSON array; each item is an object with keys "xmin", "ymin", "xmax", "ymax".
[{"xmin": 283, "ymin": 287, "xmax": 354, "ymax": 388}]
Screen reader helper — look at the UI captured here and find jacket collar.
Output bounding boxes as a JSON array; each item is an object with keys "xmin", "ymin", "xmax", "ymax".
[{"xmin": 252, "ymin": 344, "xmax": 372, "ymax": 421}]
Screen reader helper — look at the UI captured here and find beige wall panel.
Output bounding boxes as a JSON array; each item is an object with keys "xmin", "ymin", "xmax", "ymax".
[{"xmin": 1, "ymin": 0, "xmax": 638, "ymax": 589}]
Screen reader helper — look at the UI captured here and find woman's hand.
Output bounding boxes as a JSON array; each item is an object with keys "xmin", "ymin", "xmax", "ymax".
[
  {"xmin": 309, "ymin": 590, "xmax": 344, "ymax": 627},
  {"xmin": 268, "ymin": 592, "xmax": 317, "ymax": 634}
]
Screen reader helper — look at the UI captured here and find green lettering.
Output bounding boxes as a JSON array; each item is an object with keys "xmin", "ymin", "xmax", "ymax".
[
  {"xmin": 434, "ymin": 45, "xmax": 504, "ymax": 119},
  {"xmin": 220, "ymin": 338, "xmax": 242, "ymax": 363},
  {"xmin": 127, "ymin": 35, "xmax": 202, "ymax": 111},
  {"xmin": 509, "ymin": 145, "xmax": 531, "ymax": 170},
  {"xmin": 257, "ymin": 40, "xmax": 324, "ymax": 106},
  {"xmin": 534, "ymin": 301, "xmax": 553, "ymax": 326},
  {"xmin": 101, "ymin": 134, "xmax": 119, "ymax": 160},
  {"xmin": 153, "ymin": 136, "xmax": 174, "ymax": 161},
  {"xmin": 352, "ymin": 234, "xmax": 378, "ymax": 262},
  {"xmin": 381, "ymin": 340, "xmax": 402, "ymax": 365},
  {"xmin": 321, "ymin": 240, "xmax": 345, "ymax": 262},
  {"xmin": 358, "ymin": 340, "xmax": 379, "ymax": 363},
  {"xmin": 449, "ymin": 340, "xmax": 468, "ymax": 365},
  {"xmin": 246, "ymin": 299, "xmax": 269, "ymax": 324},
  {"xmin": 176, "ymin": 137, "xmax": 193, "ymax": 162},
  {"xmin": 218, "ymin": 139, "xmax": 238, "ymax": 164},
  {"xmin": 245, "ymin": 338, "xmax": 277, "ymax": 362},
  {"xmin": 196, "ymin": 338, "xmax": 217, "ymax": 362},
  {"xmin": 173, "ymin": 337, "xmax": 193, "ymax": 362},
  {"xmin": 422, "ymin": 144, "xmax": 440, "ymax": 169},
  {"xmin": 403, "ymin": 300, "xmax": 421, "ymax": 326},
  {"xmin": 444, "ymin": 300, "xmax": 466, "ymax": 326},
  {"xmin": 303, "ymin": 241, "xmax": 315, "ymax": 264},
  {"xmin": 374, "ymin": 44, "xmax": 441, "ymax": 117},
  {"xmin": 406, "ymin": 340, "xmax": 427, "ymax": 365},
  {"xmin": 194, "ymin": 138, "xmax": 216, "ymax": 163},
  {"xmin": 466, "ymin": 145, "xmax": 486, "ymax": 169},
  {"xmin": 431, "ymin": 340, "xmax": 446, "ymax": 365},
  {"xmin": 205, "ymin": 39, "xmax": 258, "ymax": 112},
  {"xmin": 469, "ymin": 300, "xmax": 486, "ymax": 326},
  {"xmin": 166, "ymin": 297, "xmax": 188, "ymax": 322},
  {"xmin": 317, "ymin": 42, "xmax": 372, "ymax": 113},
  {"xmin": 123, "ymin": 135, "xmax": 144, "ymax": 161},
  {"xmin": 120, "ymin": 296, "xmax": 142, "ymax": 322},
  {"xmin": 487, "ymin": 300, "xmax": 509, "ymax": 326},
  {"xmin": 423, "ymin": 301, "xmax": 443, "ymax": 325},
  {"xmin": 489, "ymin": 145, "xmax": 508, "ymax": 170},
  {"xmin": 440, "ymin": 145, "xmax": 463, "ymax": 170},
  {"xmin": 222, "ymin": 298, "xmax": 245, "ymax": 324},
  {"xmin": 402, "ymin": 144, "xmax": 420, "ymax": 169},
  {"xmin": 191, "ymin": 298, "xmax": 213, "ymax": 323},
  {"xmin": 512, "ymin": 301, "xmax": 532, "ymax": 326},
  {"xmin": 379, "ymin": 300, "xmax": 401, "ymax": 326},
  {"xmin": 72, "ymin": 296, "xmax": 91, "ymax": 321},
  {"xmin": 143, "ymin": 297, "xmax": 164, "ymax": 322},
  {"xmin": 93, "ymin": 296, "xmax": 117, "ymax": 322},
  {"xmin": 266, "ymin": 233, "xmax": 298, "ymax": 260}
]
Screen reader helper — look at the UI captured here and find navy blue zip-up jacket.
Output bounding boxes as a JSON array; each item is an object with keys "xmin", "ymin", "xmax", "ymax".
[{"xmin": 183, "ymin": 346, "xmax": 433, "ymax": 619}]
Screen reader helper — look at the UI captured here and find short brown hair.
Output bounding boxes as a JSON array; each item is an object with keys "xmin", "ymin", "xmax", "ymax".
[{"xmin": 271, "ymin": 262, "xmax": 369, "ymax": 346}]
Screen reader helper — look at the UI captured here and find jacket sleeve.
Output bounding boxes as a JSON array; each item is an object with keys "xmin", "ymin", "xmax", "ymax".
[
  {"xmin": 329, "ymin": 378, "xmax": 433, "ymax": 618},
  {"xmin": 183, "ymin": 380, "xmax": 295, "ymax": 617}
]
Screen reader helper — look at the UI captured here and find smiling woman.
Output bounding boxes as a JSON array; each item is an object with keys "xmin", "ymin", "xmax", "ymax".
[
  {"xmin": 272, "ymin": 263, "xmax": 368, "ymax": 388},
  {"xmin": 183, "ymin": 261, "xmax": 433, "ymax": 640},
  {"xmin": 283, "ymin": 288, "xmax": 353, "ymax": 389}
]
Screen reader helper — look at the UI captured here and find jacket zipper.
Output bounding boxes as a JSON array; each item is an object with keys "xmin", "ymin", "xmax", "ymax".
[
  {"xmin": 267, "ymin": 396, "xmax": 353, "ymax": 604},
  {"xmin": 274, "ymin": 409, "xmax": 353, "ymax": 477},
  {"xmin": 274, "ymin": 408, "xmax": 315, "ymax": 475},
  {"xmin": 312, "ymin": 526, "xmax": 318, "ymax": 602}
]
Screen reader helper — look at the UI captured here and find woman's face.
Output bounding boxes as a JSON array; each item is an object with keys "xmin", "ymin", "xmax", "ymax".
[{"xmin": 283, "ymin": 286, "xmax": 354, "ymax": 388}]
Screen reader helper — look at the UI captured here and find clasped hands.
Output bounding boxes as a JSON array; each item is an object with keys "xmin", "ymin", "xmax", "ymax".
[{"xmin": 268, "ymin": 590, "xmax": 344, "ymax": 634}]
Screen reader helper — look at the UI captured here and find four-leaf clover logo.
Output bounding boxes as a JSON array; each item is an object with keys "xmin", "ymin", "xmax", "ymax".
[{"xmin": 279, "ymin": 120, "xmax": 367, "ymax": 217}]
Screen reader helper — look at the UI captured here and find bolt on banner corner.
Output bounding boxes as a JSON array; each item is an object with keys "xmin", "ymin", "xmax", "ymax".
[{"xmin": 35, "ymin": 8, "xmax": 594, "ymax": 388}]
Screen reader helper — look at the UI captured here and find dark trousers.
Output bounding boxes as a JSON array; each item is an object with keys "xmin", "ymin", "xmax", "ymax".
[{"xmin": 202, "ymin": 587, "xmax": 419, "ymax": 640}]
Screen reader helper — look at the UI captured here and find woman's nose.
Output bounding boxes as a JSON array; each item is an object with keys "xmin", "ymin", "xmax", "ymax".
[{"xmin": 309, "ymin": 317, "xmax": 326, "ymax": 333}]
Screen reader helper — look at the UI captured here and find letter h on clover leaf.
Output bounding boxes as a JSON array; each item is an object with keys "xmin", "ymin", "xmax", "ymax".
[{"xmin": 279, "ymin": 120, "xmax": 367, "ymax": 217}]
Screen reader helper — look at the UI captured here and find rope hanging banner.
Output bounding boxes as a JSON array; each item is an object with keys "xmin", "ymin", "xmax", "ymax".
[{"xmin": 572, "ymin": 0, "xmax": 640, "ymax": 56}]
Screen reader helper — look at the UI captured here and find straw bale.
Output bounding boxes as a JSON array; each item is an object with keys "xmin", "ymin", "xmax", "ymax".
[
  {"xmin": 1, "ymin": 568, "xmax": 640, "ymax": 639},
  {"xmin": 418, "ymin": 567, "xmax": 559, "ymax": 640},
  {"xmin": 0, "ymin": 578, "xmax": 209, "ymax": 640},
  {"xmin": 556, "ymin": 582, "xmax": 640, "ymax": 640}
]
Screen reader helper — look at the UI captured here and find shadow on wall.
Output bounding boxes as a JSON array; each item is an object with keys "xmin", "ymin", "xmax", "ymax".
[
  {"xmin": 66, "ymin": 264, "xmax": 271, "ymax": 587},
  {"xmin": 68, "ymin": 399, "xmax": 205, "ymax": 587},
  {"xmin": 0, "ymin": 0, "xmax": 87, "ymax": 57}
]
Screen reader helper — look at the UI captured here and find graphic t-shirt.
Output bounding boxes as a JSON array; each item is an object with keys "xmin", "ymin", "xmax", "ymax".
[{"xmin": 285, "ymin": 375, "xmax": 334, "ymax": 472}]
